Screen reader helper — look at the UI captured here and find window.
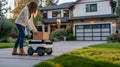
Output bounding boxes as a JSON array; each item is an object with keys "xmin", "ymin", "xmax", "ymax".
[
  {"xmin": 45, "ymin": 27, "xmax": 48, "ymax": 32},
  {"xmin": 76, "ymin": 25, "xmax": 83, "ymax": 29},
  {"xmin": 52, "ymin": 11, "xmax": 61, "ymax": 18},
  {"xmin": 43, "ymin": 13, "xmax": 47, "ymax": 19},
  {"xmin": 43, "ymin": 11, "xmax": 47, "ymax": 19},
  {"xmin": 102, "ymin": 24, "xmax": 110, "ymax": 28},
  {"xmin": 86, "ymin": 4, "xmax": 97, "ymax": 12},
  {"xmin": 63, "ymin": 10, "xmax": 69, "ymax": 17},
  {"xmin": 37, "ymin": 26, "xmax": 43, "ymax": 32},
  {"xmin": 93, "ymin": 24, "xmax": 101, "ymax": 29},
  {"xmin": 84, "ymin": 25, "xmax": 92, "ymax": 29}
]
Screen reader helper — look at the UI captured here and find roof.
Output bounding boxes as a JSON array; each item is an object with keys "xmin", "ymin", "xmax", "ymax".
[
  {"xmin": 69, "ymin": 14, "xmax": 117, "ymax": 20},
  {"xmin": 40, "ymin": 2, "xmax": 74, "ymax": 11},
  {"xmin": 42, "ymin": 14, "xmax": 117, "ymax": 24},
  {"xmin": 39, "ymin": 0, "xmax": 110, "ymax": 11},
  {"xmin": 42, "ymin": 17, "xmax": 69, "ymax": 24},
  {"xmin": 75, "ymin": 0, "xmax": 110, "ymax": 3}
]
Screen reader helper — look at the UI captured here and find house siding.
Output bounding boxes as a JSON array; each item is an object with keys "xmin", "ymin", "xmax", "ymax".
[
  {"xmin": 73, "ymin": 1, "xmax": 112, "ymax": 17},
  {"xmin": 78, "ymin": 0, "xmax": 106, "ymax": 3},
  {"xmin": 48, "ymin": 11, "xmax": 52, "ymax": 18}
]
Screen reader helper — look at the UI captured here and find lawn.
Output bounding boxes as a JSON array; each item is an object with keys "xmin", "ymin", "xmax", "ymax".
[
  {"xmin": 35, "ymin": 43, "xmax": 120, "ymax": 67},
  {"xmin": 0, "ymin": 43, "xmax": 27, "ymax": 49}
]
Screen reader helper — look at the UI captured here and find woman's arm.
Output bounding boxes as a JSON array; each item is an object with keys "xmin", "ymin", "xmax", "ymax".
[
  {"xmin": 24, "ymin": 7, "xmax": 33, "ymax": 31},
  {"xmin": 29, "ymin": 16, "xmax": 38, "ymax": 32}
]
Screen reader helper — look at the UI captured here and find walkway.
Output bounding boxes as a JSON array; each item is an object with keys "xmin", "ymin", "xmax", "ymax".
[{"xmin": 0, "ymin": 41, "xmax": 106, "ymax": 67}]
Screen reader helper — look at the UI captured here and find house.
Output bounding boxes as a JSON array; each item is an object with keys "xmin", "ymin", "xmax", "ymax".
[
  {"xmin": 39, "ymin": 0, "xmax": 117, "ymax": 41},
  {"xmin": 39, "ymin": 2, "xmax": 74, "ymax": 32}
]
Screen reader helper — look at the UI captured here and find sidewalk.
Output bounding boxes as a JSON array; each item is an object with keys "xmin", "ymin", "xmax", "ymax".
[{"xmin": 0, "ymin": 41, "xmax": 106, "ymax": 67}]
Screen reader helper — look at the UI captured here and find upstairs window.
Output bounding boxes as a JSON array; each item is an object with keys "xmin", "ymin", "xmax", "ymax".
[
  {"xmin": 86, "ymin": 4, "xmax": 97, "ymax": 12},
  {"xmin": 43, "ymin": 11, "xmax": 47, "ymax": 19},
  {"xmin": 63, "ymin": 10, "xmax": 69, "ymax": 17},
  {"xmin": 52, "ymin": 11, "xmax": 61, "ymax": 18}
]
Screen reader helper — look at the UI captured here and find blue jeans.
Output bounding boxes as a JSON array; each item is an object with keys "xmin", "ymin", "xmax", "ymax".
[{"xmin": 14, "ymin": 24, "xmax": 25, "ymax": 48}]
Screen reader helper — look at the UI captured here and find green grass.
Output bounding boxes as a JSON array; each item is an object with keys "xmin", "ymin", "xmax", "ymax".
[
  {"xmin": 35, "ymin": 43, "xmax": 120, "ymax": 67},
  {"xmin": 0, "ymin": 43, "xmax": 27, "ymax": 49}
]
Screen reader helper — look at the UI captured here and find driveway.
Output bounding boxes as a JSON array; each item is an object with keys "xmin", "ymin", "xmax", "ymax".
[{"xmin": 0, "ymin": 41, "xmax": 106, "ymax": 67}]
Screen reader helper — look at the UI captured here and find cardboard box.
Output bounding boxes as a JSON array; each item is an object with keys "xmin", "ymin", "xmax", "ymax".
[{"xmin": 33, "ymin": 32, "xmax": 49, "ymax": 40}]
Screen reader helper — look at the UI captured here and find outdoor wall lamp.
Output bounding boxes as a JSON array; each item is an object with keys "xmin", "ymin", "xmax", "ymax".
[
  {"xmin": 90, "ymin": 19, "xmax": 95, "ymax": 24},
  {"xmin": 112, "ymin": 22, "xmax": 116, "ymax": 27}
]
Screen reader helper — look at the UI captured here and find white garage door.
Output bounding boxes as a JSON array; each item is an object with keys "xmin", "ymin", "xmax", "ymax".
[{"xmin": 75, "ymin": 23, "xmax": 111, "ymax": 41}]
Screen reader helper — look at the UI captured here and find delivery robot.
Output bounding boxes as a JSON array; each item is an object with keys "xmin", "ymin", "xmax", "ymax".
[{"xmin": 27, "ymin": 40, "xmax": 53, "ymax": 56}]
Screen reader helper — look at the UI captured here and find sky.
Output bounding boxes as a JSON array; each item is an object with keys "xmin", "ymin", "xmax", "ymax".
[
  {"xmin": 7, "ymin": 0, "xmax": 77, "ymax": 18},
  {"xmin": 8, "ymin": 0, "xmax": 77, "ymax": 9},
  {"xmin": 58, "ymin": 0, "xmax": 77, "ymax": 4}
]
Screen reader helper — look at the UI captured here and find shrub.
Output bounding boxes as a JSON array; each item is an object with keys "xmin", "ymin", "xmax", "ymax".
[
  {"xmin": 107, "ymin": 34, "xmax": 114, "ymax": 42},
  {"xmin": 67, "ymin": 29, "xmax": 73, "ymax": 35},
  {"xmin": 0, "ymin": 19, "xmax": 13, "ymax": 41},
  {"xmin": 9, "ymin": 32, "xmax": 18, "ymax": 38},
  {"xmin": 7, "ymin": 37, "xmax": 15, "ymax": 43},
  {"xmin": 66, "ymin": 34, "xmax": 75, "ymax": 41},
  {"xmin": 107, "ymin": 33, "xmax": 120, "ymax": 42},
  {"xmin": 50, "ymin": 29, "xmax": 67, "ymax": 41}
]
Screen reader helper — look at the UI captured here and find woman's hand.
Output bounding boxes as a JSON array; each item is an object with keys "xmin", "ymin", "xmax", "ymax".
[{"xmin": 32, "ymin": 30, "xmax": 38, "ymax": 34}]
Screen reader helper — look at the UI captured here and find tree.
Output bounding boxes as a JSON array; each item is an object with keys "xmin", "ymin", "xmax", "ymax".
[
  {"xmin": 11, "ymin": 0, "xmax": 39, "ymax": 20},
  {"xmin": 115, "ymin": 0, "xmax": 120, "ymax": 29},
  {"xmin": 44, "ymin": 0, "xmax": 59, "ymax": 7},
  {"xmin": 0, "ymin": 0, "xmax": 8, "ymax": 18},
  {"xmin": 0, "ymin": 2, "xmax": 4, "ymax": 18},
  {"xmin": 0, "ymin": 0, "xmax": 14, "ymax": 42},
  {"xmin": 116, "ymin": 0, "xmax": 120, "ymax": 16}
]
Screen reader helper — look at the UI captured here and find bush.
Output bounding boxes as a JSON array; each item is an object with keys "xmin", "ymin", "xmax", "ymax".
[
  {"xmin": 107, "ymin": 33, "xmax": 120, "ymax": 42},
  {"xmin": 107, "ymin": 34, "xmax": 114, "ymax": 42},
  {"xmin": 9, "ymin": 32, "xmax": 18, "ymax": 38},
  {"xmin": 66, "ymin": 34, "xmax": 75, "ymax": 41},
  {"xmin": 67, "ymin": 29, "xmax": 73, "ymax": 34},
  {"xmin": 0, "ymin": 19, "xmax": 13, "ymax": 41},
  {"xmin": 50, "ymin": 29, "xmax": 67, "ymax": 41},
  {"xmin": 7, "ymin": 37, "xmax": 15, "ymax": 43}
]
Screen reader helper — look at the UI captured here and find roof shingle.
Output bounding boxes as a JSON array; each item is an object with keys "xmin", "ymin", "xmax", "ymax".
[
  {"xmin": 40, "ymin": 2, "xmax": 74, "ymax": 11},
  {"xmin": 69, "ymin": 14, "xmax": 117, "ymax": 20}
]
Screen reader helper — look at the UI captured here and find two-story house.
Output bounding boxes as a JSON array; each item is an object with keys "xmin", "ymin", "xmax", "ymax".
[
  {"xmin": 39, "ymin": 2, "xmax": 74, "ymax": 32},
  {"xmin": 39, "ymin": 0, "xmax": 117, "ymax": 41}
]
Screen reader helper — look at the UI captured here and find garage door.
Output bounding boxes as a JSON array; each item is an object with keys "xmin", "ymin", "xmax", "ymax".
[{"xmin": 75, "ymin": 23, "xmax": 111, "ymax": 41}]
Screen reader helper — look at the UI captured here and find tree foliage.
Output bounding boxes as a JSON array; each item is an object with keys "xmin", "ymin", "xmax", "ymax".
[
  {"xmin": 116, "ymin": 0, "xmax": 119, "ymax": 15},
  {"xmin": 11, "ymin": 0, "xmax": 39, "ymax": 20},
  {"xmin": 0, "ymin": 2, "xmax": 4, "ymax": 18},
  {"xmin": 0, "ymin": 0, "xmax": 8, "ymax": 18},
  {"xmin": 44, "ymin": 0, "xmax": 59, "ymax": 7},
  {"xmin": 115, "ymin": 0, "xmax": 120, "ymax": 26},
  {"xmin": 111, "ymin": 0, "xmax": 120, "ymax": 29},
  {"xmin": 0, "ymin": 19, "xmax": 13, "ymax": 40}
]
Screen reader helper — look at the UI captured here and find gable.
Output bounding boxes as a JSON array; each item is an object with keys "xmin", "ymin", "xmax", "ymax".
[
  {"xmin": 73, "ymin": 0, "xmax": 112, "ymax": 17},
  {"xmin": 40, "ymin": 2, "xmax": 74, "ymax": 11}
]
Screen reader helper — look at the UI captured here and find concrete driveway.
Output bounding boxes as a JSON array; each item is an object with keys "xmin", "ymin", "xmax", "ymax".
[{"xmin": 0, "ymin": 41, "xmax": 106, "ymax": 67}]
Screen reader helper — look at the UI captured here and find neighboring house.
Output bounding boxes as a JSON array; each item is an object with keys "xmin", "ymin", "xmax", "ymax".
[{"xmin": 39, "ymin": 0, "xmax": 117, "ymax": 41}]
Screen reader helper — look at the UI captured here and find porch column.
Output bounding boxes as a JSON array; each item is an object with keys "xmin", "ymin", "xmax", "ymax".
[
  {"xmin": 42, "ymin": 24, "xmax": 45, "ymax": 32},
  {"xmin": 48, "ymin": 25, "xmax": 51, "ymax": 33}
]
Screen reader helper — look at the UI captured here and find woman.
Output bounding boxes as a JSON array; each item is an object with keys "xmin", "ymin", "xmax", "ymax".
[{"xmin": 12, "ymin": 1, "xmax": 38, "ymax": 56}]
